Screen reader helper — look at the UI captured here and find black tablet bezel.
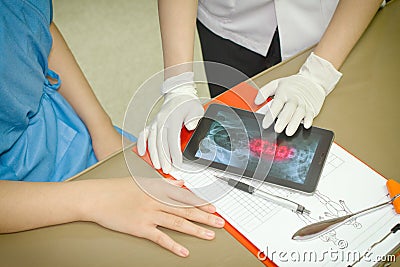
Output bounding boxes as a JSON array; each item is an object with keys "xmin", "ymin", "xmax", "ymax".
[{"xmin": 183, "ymin": 104, "xmax": 334, "ymax": 194}]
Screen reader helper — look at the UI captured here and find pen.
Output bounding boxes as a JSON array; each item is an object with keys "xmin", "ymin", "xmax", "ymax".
[{"xmin": 214, "ymin": 175, "xmax": 310, "ymax": 215}]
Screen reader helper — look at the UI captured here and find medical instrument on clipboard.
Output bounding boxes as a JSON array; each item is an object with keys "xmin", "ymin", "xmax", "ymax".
[
  {"xmin": 292, "ymin": 193, "xmax": 400, "ymax": 240},
  {"xmin": 347, "ymin": 223, "xmax": 400, "ymax": 266},
  {"xmin": 292, "ymin": 179, "xmax": 400, "ymax": 240},
  {"xmin": 214, "ymin": 175, "xmax": 311, "ymax": 215}
]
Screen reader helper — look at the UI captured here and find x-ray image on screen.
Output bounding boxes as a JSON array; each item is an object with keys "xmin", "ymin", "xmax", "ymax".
[
  {"xmin": 194, "ymin": 109, "xmax": 320, "ymax": 184},
  {"xmin": 267, "ymin": 135, "xmax": 318, "ymax": 184},
  {"xmin": 195, "ymin": 109, "xmax": 274, "ymax": 177}
]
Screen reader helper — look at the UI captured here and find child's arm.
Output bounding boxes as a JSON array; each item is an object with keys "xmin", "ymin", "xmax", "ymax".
[
  {"xmin": 0, "ymin": 178, "xmax": 224, "ymax": 257},
  {"xmin": 47, "ymin": 23, "xmax": 121, "ymax": 161}
]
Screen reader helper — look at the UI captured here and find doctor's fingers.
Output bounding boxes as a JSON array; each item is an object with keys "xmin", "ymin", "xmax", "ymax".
[
  {"xmin": 137, "ymin": 127, "xmax": 149, "ymax": 156},
  {"xmin": 285, "ymin": 106, "xmax": 306, "ymax": 136},
  {"xmin": 148, "ymin": 123, "xmax": 161, "ymax": 169},
  {"xmin": 168, "ymin": 108, "xmax": 197, "ymax": 168},
  {"xmin": 183, "ymin": 101, "xmax": 204, "ymax": 131},
  {"xmin": 303, "ymin": 110, "xmax": 315, "ymax": 129},
  {"xmin": 167, "ymin": 124, "xmax": 183, "ymax": 170},
  {"xmin": 262, "ymin": 98, "xmax": 284, "ymax": 129},
  {"xmin": 157, "ymin": 124, "xmax": 173, "ymax": 174},
  {"xmin": 164, "ymin": 101, "xmax": 204, "ymax": 170},
  {"xmin": 254, "ymin": 79, "xmax": 280, "ymax": 105},
  {"xmin": 274, "ymin": 101, "xmax": 297, "ymax": 134}
]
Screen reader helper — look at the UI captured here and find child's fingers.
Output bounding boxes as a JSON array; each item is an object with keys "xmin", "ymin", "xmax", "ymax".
[
  {"xmin": 162, "ymin": 205, "xmax": 224, "ymax": 228},
  {"xmin": 168, "ymin": 184, "xmax": 211, "ymax": 207},
  {"xmin": 166, "ymin": 184, "xmax": 218, "ymax": 214},
  {"xmin": 165, "ymin": 179, "xmax": 184, "ymax": 187},
  {"xmin": 197, "ymin": 203, "xmax": 217, "ymax": 213},
  {"xmin": 146, "ymin": 228, "xmax": 189, "ymax": 257},
  {"xmin": 156, "ymin": 212, "xmax": 216, "ymax": 241}
]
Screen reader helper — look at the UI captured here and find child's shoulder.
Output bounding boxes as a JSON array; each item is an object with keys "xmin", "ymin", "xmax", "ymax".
[{"xmin": 1, "ymin": 0, "xmax": 52, "ymax": 26}]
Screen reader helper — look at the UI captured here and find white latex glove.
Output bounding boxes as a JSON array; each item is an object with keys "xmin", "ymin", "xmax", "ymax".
[
  {"xmin": 138, "ymin": 72, "xmax": 204, "ymax": 174},
  {"xmin": 255, "ymin": 52, "xmax": 342, "ymax": 136}
]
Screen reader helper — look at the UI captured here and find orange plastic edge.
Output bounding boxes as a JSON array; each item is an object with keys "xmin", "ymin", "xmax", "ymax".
[
  {"xmin": 386, "ymin": 179, "xmax": 400, "ymax": 214},
  {"xmin": 132, "ymin": 82, "xmax": 276, "ymax": 266}
]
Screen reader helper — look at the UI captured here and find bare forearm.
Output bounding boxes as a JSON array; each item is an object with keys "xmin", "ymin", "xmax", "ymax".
[
  {"xmin": 47, "ymin": 23, "xmax": 122, "ymax": 159},
  {"xmin": 0, "ymin": 180, "xmax": 86, "ymax": 233},
  {"xmin": 47, "ymin": 23, "xmax": 114, "ymax": 139},
  {"xmin": 314, "ymin": 0, "xmax": 382, "ymax": 69},
  {"xmin": 158, "ymin": 0, "xmax": 197, "ymax": 78}
]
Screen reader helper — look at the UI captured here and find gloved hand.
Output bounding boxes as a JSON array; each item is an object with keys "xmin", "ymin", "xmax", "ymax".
[
  {"xmin": 254, "ymin": 52, "xmax": 342, "ymax": 136},
  {"xmin": 138, "ymin": 72, "xmax": 204, "ymax": 174}
]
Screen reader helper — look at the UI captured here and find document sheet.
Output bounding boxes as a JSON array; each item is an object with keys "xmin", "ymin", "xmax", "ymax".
[{"xmin": 170, "ymin": 109, "xmax": 399, "ymax": 266}]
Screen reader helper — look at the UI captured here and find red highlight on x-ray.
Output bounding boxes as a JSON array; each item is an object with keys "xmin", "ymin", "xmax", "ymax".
[{"xmin": 249, "ymin": 138, "xmax": 296, "ymax": 161}]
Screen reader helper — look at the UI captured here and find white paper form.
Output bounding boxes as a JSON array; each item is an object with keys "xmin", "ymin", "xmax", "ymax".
[{"xmin": 170, "ymin": 108, "xmax": 399, "ymax": 266}]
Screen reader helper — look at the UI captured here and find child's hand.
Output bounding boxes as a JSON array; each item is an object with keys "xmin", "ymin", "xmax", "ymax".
[{"xmin": 79, "ymin": 177, "xmax": 225, "ymax": 257}]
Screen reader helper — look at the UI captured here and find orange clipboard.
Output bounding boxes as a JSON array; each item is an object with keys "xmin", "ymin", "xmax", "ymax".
[
  {"xmin": 132, "ymin": 81, "xmax": 276, "ymax": 266},
  {"xmin": 133, "ymin": 81, "xmax": 400, "ymax": 266}
]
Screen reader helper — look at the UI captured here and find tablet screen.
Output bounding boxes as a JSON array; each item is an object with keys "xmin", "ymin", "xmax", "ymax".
[
  {"xmin": 184, "ymin": 104, "xmax": 334, "ymax": 193},
  {"xmin": 194, "ymin": 109, "xmax": 270, "ymax": 178},
  {"xmin": 266, "ymin": 133, "xmax": 319, "ymax": 184}
]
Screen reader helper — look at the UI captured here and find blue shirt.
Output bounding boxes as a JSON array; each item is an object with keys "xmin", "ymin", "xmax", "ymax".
[{"xmin": 0, "ymin": 0, "xmax": 98, "ymax": 181}]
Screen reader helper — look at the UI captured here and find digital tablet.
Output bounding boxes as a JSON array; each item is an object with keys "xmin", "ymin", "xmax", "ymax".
[{"xmin": 183, "ymin": 104, "xmax": 334, "ymax": 194}]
